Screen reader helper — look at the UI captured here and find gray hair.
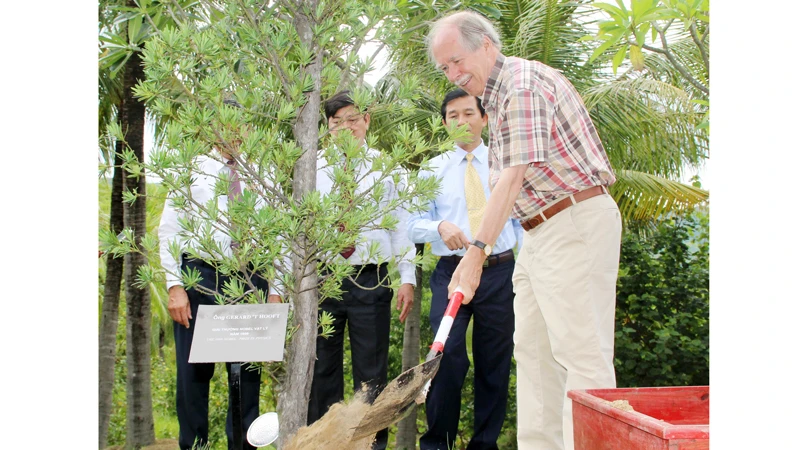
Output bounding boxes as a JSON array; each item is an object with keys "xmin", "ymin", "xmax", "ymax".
[{"xmin": 426, "ymin": 11, "xmax": 502, "ymax": 62}]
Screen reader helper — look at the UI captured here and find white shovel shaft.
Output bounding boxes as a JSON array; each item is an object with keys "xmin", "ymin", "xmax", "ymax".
[{"xmin": 432, "ymin": 286, "xmax": 463, "ymax": 349}]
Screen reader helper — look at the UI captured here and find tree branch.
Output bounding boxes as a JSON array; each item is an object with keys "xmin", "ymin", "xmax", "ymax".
[
  {"xmin": 355, "ymin": 41, "xmax": 387, "ymax": 87},
  {"xmin": 689, "ymin": 22, "xmax": 709, "ymax": 75},
  {"xmin": 337, "ymin": 17, "xmax": 384, "ymax": 92},
  {"xmin": 237, "ymin": 0, "xmax": 295, "ymax": 100},
  {"xmin": 653, "ymin": 22, "xmax": 709, "ymax": 95}
]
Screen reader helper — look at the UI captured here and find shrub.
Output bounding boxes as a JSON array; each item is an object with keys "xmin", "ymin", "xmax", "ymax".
[{"xmin": 614, "ymin": 211, "xmax": 710, "ymax": 387}]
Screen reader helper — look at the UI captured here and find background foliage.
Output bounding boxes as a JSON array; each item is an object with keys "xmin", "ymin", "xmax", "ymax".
[{"xmin": 614, "ymin": 210, "xmax": 709, "ymax": 388}]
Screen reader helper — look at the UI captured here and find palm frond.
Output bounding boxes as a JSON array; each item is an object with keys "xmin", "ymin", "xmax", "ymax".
[
  {"xmin": 582, "ymin": 77, "xmax": 707, "ymax": 179},
  {"xmin": 611, "ymin": 169, "xmax": 708, "ymax": 226},
  {"xmin": 503, "ymin": 0, "xmax": 596, "ymax": 74},
  {"xmin": 369, "ymin": 74, "xmax": 446, "ymax": 160}
]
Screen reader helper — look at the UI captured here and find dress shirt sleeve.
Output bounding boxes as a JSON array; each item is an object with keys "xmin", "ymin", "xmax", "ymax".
[
  {"xmin": 407, "ymin": 206, "xmax": 442, "ymax": 245},
  {"xmin": 406, "ymin": 172, "xmax": 443, "ymax": 245},
  {"xmin": 389, "ymin": 176, "xmax": 417, "ymax": 286},
  {"xmin": 158, "ymin": 193, "xmax": 184, "ymax": 290},
  {"xmin": 268, "ymin": 237, "xmax": 291, "ymax": 298},
  {"xmin": 512, "ymin": 218, "xmax": 525, "ymax": 251}
]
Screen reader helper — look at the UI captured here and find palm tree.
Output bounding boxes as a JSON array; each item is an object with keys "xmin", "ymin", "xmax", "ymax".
[
  {"xmin": 97, "ymin": 2, "xmax": 132, "ymax": 448},
  {"xmin": 98, "ymin": 1, "xmax": 202, "ymax": 447}
]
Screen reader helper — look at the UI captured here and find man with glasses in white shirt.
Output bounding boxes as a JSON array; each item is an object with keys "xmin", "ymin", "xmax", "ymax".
[{"xmin": 307, "ymin": 90, "xmax": 416, "ymax": 450}]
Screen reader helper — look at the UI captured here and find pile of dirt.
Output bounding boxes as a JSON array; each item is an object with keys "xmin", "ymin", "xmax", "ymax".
[
  {"xmin": 284, "ymin": 393, "xmax": 375, "ymax": 450},
  {"xmin": 607, "ymin": 399, "xmax": 635, "ymax": 412}
]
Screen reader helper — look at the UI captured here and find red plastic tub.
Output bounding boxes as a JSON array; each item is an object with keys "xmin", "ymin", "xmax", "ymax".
[{"xmin": 568, "ymin": 386, "xmax": 709, "ymax": 449}]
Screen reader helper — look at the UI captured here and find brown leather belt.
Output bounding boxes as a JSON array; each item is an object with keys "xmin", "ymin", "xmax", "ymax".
[
  {"xmin": 439, "ymin": 249, "xmax": 515, "ymax": 267},
  {"xmin": 520, "ymin": 185, "xmax": 608, "ymax": 232}
]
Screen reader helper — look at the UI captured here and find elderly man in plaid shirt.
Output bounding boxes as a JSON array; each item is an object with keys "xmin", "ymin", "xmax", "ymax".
[{"xmin": 426, "ymin": 11, "xmax": 622, "ymax": 450}]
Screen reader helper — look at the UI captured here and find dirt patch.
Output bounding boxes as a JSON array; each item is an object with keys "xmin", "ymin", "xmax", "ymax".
[
  {"xmin": 607, "ymin": 399, "xmax": 635, "ymax": 412},
  {"xmin": 283, "ymin": 392, "xmax": 375, "ymax": 450}
]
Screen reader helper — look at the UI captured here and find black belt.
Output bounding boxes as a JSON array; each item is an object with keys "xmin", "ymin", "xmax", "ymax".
[
  {"xmin": 321, "ymin": 262, "xmax": 387, "ymax": 277},
  {"xmin": 350, "ymin": 263, "xmax": 387, "ymax": 272},
  {"xmin": 439, "ymin": 249, "xmax": 515, "ymax": 267}
]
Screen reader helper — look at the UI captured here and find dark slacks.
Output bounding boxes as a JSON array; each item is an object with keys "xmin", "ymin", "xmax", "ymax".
[
  {"xmin": 307, "ymin": 263, "xmax": 394, "ymax": 450},
  {"xmin": 420, "ymin": 257, "xmax": 516, "ymax": 450},
  {"xmin": 173, "ymin": 257, "xmax": 267, "ymax": 450}
]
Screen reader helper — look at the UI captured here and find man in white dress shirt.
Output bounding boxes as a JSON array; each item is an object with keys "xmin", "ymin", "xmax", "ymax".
[
  {"xmin": 408, "ymin": 89, "xmax": 522, "ymax": 450},
  {"xmin": 307, "ymin": 90, "xmax": 416, "ymax": 450},
  {"xmin": 158, "ymin": 99, "xmax": 282, "ymax": 450}
]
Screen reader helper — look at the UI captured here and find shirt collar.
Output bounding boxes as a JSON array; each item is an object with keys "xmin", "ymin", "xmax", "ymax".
[
  {"xmin": 481, "ymin": 53, "xmax": 506, "ymax": 112},
  {"xmin": 455, "ymin": 140, "xmax": 487, "ymax": 165}
]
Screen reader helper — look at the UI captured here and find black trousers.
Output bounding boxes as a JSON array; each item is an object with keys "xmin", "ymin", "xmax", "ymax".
[
  {"xmin": 173, "ymin": 257, "xmax": 268, "ymax": 450},
  {"xmin": 307, "ymin": 263, "xmax": 394, "ymax": 450},
  {"xmin": 420, "ymin": 257, "xmax": 516, "ymax": 450}
]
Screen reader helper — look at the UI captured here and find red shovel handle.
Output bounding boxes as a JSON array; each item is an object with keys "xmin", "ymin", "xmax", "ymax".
[
  {"xmin": 416, "ymin": 287, "xmax": 465, "ymax": 405},
  {"xmin": 430, "ymin": 288, "xmax": 464, "ymax": 353}
]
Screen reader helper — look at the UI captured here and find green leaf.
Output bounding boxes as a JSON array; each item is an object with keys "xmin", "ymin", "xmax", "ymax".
[
  {"xmin": 612, "ymin": 45, "xmax": 627, "ymax": 75},
  {"xmin": 629, "ymin": 44, "xmax": 645, "ymax": 71},
  {"xmin": 472, "ymin": 5, "xmax": 502, "ymax": 20},
  {"xmin": 635, "ymin": 23, "xmax": 649, "ymax": 47},
  {"xmin": 588, "ymin": 28, "xmax": 626, "ymax": 63},
  {"xmin": 127, "ymin": 16, "xmax": 142, "ymax": 45},
  {"xmin": 592, "ymin": 2, "xmax": 626, "ymax": 22}
]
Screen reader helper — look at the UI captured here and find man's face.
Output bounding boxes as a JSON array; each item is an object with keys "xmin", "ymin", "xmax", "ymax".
[
  {"xmin": 431, "ymin": 26, "xmax": 494, "ymax": 97},
  {"xmin": 443, "ymin": 95, "xmax": 487, "ymax": 149},
  {"xmin": 328, "ymin": 104, "xmax": 370, "ymax": 144}
]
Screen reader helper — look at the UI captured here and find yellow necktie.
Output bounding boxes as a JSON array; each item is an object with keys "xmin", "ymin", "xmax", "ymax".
[{"xmin": 464, "ymin": 153, "xmax": 487, "ymax": 237}]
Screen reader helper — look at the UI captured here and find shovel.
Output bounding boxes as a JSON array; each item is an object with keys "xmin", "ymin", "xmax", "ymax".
[{"xmin": 351, "ymin": 288, "xmax": 465, "ymax": 440}]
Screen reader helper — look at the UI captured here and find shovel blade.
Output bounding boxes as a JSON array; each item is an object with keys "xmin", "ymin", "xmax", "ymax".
[{"xmin": 351, "ymin": 354, "xmax": 442, "ymax": 439}]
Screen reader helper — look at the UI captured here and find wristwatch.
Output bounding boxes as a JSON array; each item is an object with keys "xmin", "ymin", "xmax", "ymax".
[{"xmin": 470, "ymin": 240, "xmax": 493, "ymax": 257}]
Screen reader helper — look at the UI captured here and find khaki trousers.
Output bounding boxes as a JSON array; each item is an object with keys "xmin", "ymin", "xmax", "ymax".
[{"xmin": 512, "ymin": 194, "xmax": 622, "ymax": 450}]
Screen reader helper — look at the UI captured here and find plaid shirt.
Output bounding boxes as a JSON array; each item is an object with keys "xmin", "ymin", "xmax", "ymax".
[{"xmin": 481, "ymin": 54, "xmax": 616, "ymax": 219}]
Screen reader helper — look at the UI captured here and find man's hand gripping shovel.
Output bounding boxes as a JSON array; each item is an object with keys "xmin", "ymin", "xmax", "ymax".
[{"xmin": 351, "ymin": 287, "xmax": 465, "ymax": 440}]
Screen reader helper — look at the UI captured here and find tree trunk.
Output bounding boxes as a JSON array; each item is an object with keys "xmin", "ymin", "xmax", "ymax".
[
  {"xmin": 395, "ymin": 243, "xmax": 424, "ymax": 450},
  {"xmin": 99, "ymin": 135, "xmax": 126, "ymax": 449},
  {"xmin": 277, "ymin": 5, "xmax": 322, "ymax": 448},
  {"xmin": 121, "ymin": 42, "xmax": 155, "ymax": 449}
]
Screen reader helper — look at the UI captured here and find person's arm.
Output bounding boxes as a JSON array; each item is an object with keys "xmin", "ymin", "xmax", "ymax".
[
  {"xmin": 267, "ymin": 241, "xmax": 290, "ymax": 303},
  {"xmin": 449, "ymin": 83, "xmax": 553, "ymax": 301},
  {"xmin": 406, "ymin": 199, "xmax": 442, "ymax": 245},
  {"xmin": 406, "ymin": 169, "xmax": 444, "ymax": 243},
  {"xmin": 267, "ymin": 265, "xmax": 283, "ymax": 303},
  {"xmin": 390, "ymin": 176, "xmax": 417, "ymax": 323},
  {"xmin": 447, "ymin": 164, "xmax": 528, "ymax": 303},
  {"xmin": 407, "ymin": 170, "xmax": 469, "ymax": 250},
  {"xmin": 158, "ymin": 194, "xmax": 192, "ymax": 328}
]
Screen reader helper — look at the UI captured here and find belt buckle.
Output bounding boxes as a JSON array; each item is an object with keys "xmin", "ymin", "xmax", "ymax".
[{"xmin": 482, "ymin": 259, "xmax": 490, "ymax": 267}]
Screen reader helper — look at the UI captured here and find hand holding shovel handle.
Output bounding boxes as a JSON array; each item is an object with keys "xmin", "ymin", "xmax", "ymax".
[{"xmin": 415, "ymin": 287, "xmax": 464, "ymax": 404}]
